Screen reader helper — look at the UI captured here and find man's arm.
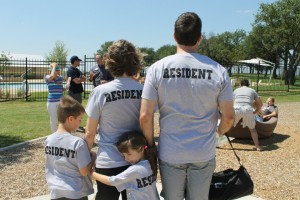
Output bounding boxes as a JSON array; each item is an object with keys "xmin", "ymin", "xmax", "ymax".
[
  {"xmin": 85, "ymin": 117, "xmax": 98, "ymax": 150},
  {"xmin": 253, "ymin": 96, "xmax": 263, "ymax": 114},
  {"xmin": 89, "ymin": 68, "xmax": 95, "ymax": 82},
  {"xmin": 46, "ymin": 63, "xmax": 57, "ymax": 81},
  {"xmin": 140, "ymin": 98, "xmax": 156, "ymax": 146},
  {"xmin": 218, "ymin": 100, "xmax": 235, "ymax": 135}
]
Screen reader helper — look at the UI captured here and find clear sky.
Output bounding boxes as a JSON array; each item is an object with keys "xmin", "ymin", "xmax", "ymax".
[{"xmin": 1, "ymin": 0, "xmax": 278, "ymax": 59}]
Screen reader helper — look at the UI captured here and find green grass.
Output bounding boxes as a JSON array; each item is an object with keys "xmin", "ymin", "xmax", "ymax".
[
  {"xmin": 259, "ymin": 93, "xmax": 300, "ymax": 103},
  {"xmin": 0, "ymin": 94, "xmax": 299, "ymax": 148},
  {"xmin": 0, "ymin": 99, "xmax": 88, "ymax": 148}
]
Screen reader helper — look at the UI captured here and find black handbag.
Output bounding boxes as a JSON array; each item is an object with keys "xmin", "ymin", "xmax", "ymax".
[{"xmin": 209, "ymin": 134, "xmax": 254, "ymax": 200}]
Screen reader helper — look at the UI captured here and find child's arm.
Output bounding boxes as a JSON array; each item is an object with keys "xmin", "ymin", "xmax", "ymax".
[
  {"xmin": 65, "ymin": 77, "xmax": 71, "ymax": 91},
  {"xmin": 79, "ymin": 151, "xmax": 97, "ymax": 176},
  {"xmin": 91, "ymin": 172, "xmax": 113, "ymax": 186},
  {"xmin": 47, "ymin": 63, "xmax": 57, "ymax": 81}
]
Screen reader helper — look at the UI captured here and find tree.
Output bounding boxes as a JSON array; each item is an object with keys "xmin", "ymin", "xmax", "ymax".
[
  {"xmin": 155, "ymin": 45, "xmax": 176, "ymax": 59},
  {"xmin": 97, "ymin": 41, "xmax": 113, "ymax": 55},
  {"xmin": 199, "ymin": 30, "xmax": 247, "ymax": 75},
  {"xmin": 244, "ymin": 27, "xmax": 278, "ymax": 78},
  {"xmin": 198, "ymin": 32, "xmax": 215, "ymax": 58},
  {"xmin": 46, "ymin": 41, "xmax": 68, "ymax": 67},
  {"xmin": 253, "ymin": 0, "xmax": 300, "ymax": 85},
  {"xmin": 139, "ymin": 47, "xmax": 156, "ymax": 66}
]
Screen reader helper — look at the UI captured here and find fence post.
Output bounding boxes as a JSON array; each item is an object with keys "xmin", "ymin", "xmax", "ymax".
[
  {"xmin": 83, "ymin": 55, "xmax": 86, "ymax": 99},
  {"xmin": 25, "ymin": 58, "xmax": 28, "ymax": 101}
]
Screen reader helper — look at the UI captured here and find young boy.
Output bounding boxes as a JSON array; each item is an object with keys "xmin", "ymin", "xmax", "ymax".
[{"xmin": 45, "ymin": 96, "xmax": 96, "ymax": 200}]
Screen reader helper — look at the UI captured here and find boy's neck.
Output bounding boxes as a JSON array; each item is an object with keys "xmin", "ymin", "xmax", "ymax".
[{"xmin": 56, "ymin": 124, "xmax": 73, "ymax": 134}]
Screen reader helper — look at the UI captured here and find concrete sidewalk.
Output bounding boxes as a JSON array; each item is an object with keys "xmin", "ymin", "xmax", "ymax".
[{"xmin": 26, "ymin": 182, "xmax": 262, "ymax": 200}]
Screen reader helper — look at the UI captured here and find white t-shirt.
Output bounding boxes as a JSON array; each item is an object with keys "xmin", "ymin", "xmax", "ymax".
[
  {"xmin": 109, "ymin": 160, "xmax": 160, "ymax": 200},
  {"xmin": 142, "ymin": 53, "xmax": 233, "ymax": 163},
  {"xmin": 233, "ymin": 86, "xmax": 258, "ymax": 108},
  {"xmin": 86, "ymin": 77, "xmax": 143, "ymax": 168},
  {"xmin": 45, "ymin": 132, "xmax": 93, "ymax": 199}
]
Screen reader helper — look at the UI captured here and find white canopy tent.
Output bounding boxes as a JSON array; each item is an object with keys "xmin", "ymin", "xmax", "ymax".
[
  {"xmin": 237, "ymin": 58, "xmax": 275, "ymax": 67},
  {"xmin": 237, "ymin": 58, "xmax": 275, "ymax": 83}
]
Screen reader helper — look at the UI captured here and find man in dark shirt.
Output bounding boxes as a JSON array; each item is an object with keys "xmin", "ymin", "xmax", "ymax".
[
  {"xmin": 89, "ymin": 54, "xmax": 113, "ymax": 87},
  {"xmin": 67, "ymin": 55, "xmax": 86, "ymax": 104}
]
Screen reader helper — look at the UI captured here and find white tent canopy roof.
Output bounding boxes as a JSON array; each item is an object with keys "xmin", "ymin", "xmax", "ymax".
[
  {"xmin": 2, "ymin": 52, "xmax": 44, "ymax": 60},
  {"xmin": 237, "ymin": 58, "xmax": 275, "ymax": 67}
]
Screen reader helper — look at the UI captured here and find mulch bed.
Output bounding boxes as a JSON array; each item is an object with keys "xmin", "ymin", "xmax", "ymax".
[{"xmin": 0, "ymin": 102, "xmax": 299, "ymax": 200}]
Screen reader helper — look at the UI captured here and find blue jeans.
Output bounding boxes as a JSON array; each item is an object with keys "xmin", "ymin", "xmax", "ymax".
[{"xmin": 159, "ymin": 158, "xmax": 216, "ymax": 200}]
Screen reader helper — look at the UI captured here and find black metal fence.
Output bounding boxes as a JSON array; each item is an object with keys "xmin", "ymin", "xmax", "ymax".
[
  {"xmin": 0, "ymin": 56, "xmax": 96, "ymax": 101},
  {"xmin": 228, "ymin": 63, "xmax": 300, "ymax": 95},
  {"xmin": 0, "ymin": 57, "xmax": 299, "ymax": 102}
]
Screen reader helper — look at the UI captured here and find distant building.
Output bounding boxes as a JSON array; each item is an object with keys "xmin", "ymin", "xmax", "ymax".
[
  {"xmin": 4, "ymin": 53, "xmax": 45, "ymax": 60},
  {"xmin": 0, "ymin": 52, "xmax": 48, "ymax": 81}
]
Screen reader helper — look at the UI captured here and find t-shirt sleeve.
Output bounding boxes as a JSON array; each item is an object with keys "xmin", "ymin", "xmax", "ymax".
[
  {"xmin": 141, "ymin": 65, "xmax": 158, "ymax": 101},
  {"xmin": 218, "ymin": 67, "xmax": 233, "ymax": 102},
  {"xmin": 253, "ymin": 90, "xmax": 259, "ymax": 99},
  {"xmin": 85, "ymin": 89, "xmax": 102, "ymax": 120},
  {"xmin": 76, "ymin": 139, "xmax": 92, "ymax": 169},
  {"xmin": 67, "ymin": 68, "xmax": 77, "ymax": 81},
  {"xmin": 108, "ymin": 166, "xmax": 139, "ymax": 192},
  {"xmin": 269, "ymin": 106, "xmax": 276, "ymax": 113}
]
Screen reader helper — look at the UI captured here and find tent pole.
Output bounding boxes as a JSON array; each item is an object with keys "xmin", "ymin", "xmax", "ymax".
[{"xmin": 257, "ymin": 61, "xmax": 259, "ymax": 92}]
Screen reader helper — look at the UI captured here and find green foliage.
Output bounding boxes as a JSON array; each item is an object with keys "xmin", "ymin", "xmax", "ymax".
[
  {"xmin": 97, "ymin": 41, "xmax": 113, "ymax": 55},
  {"xmin": 45, "ymin": 41, "xmax": 69, "ymax": 67},
  {"xmin": 253, "ymin": 0, "xmax": 300, "ymax": 84},
  {"xmin": 155, "ymin": 45, "xmax": 176, "ymax": 59},
  {"xmin": 199, "ymin": 30, "xmax": 247, "ymax": 71},
  {"xmin": 139, "ymin": 47, "xmax": 156, "ymax": 66}
]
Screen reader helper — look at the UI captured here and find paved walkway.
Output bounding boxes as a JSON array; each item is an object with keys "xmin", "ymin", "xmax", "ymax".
[{"xmin": 26, "ymin": 182, "xmax": 262, "ymax": 200}]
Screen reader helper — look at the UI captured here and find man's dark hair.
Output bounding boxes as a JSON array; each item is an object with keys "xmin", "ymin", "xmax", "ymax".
[
  {"xmin": 174, "ymin": 12, "xmax": 202, "ymax": 46},
  {"xmin": 240, "ymin": 79, "xmax": 250, "ymax": 87}
]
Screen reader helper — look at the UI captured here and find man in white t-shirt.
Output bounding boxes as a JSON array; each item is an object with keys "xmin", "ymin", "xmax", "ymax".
[
  {"xmin": 233, "ymin": 79, "xmax": 263, "ymax": 151},
  {"xmin": 140, "ymin": 12, "xmax": 235, "ymax": 200}
]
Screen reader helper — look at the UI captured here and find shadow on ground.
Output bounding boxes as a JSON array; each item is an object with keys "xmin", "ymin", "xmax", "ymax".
[
  {"xmin": 219, "ymin": 132, "xmax": 290, "ymax": 152},
  {"xmin": 0, "ymin": 137, "xmax": 44, "ymax": 170},
  {"xmin": 0, "ymin": 135, "xmax": 26, "ymax": 149}
]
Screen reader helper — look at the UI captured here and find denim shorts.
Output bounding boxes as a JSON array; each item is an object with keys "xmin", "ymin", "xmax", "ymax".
[{"xmin": 159, "ymin": 158, "xmax": 216, "ymax": 200}]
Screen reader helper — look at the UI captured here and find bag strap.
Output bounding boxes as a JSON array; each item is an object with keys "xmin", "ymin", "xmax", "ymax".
[{"xmin": 225, "ymin": 134, "xmax": 241, "ymax": 165}]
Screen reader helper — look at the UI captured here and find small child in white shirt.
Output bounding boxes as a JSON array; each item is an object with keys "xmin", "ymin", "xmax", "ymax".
[{"xmin": 91, "ymin": 131, "xmax": 160, "ymax": 200}]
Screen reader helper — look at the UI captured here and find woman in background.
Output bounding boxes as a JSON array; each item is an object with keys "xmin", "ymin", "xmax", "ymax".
[{"xmin": 45, "ymin": 63, "xmax": 64, "ymax": 133}]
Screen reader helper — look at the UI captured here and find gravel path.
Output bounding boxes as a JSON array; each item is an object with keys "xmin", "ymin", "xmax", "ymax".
[{"xmin": 0, "ymin": 102, "xmax": 299, "ymax": 200}]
